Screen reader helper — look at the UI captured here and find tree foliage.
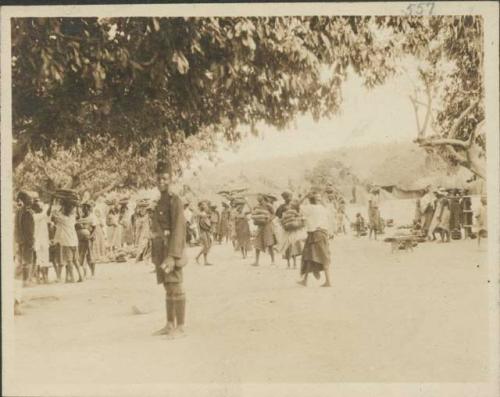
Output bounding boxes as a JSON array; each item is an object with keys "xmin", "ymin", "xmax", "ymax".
[
  {"xmin": 12, "ymin": 15, "xmax": 485, "ymax": 197},
  {"xmin": 12, "ymin": 16, "xmax": 394, "ymax": 169},
  {"xmin": 377, "ymin": 16, "xmax": 485, "ymax": 178}
]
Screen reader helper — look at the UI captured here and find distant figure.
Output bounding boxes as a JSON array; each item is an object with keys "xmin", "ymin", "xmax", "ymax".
[
  {"xmin": 420, "ymin": 185, "xmax": 436, "ymax": 236},
  {"xmin": 434, "ymin": 196, "xmax": 451, "ymax": 243},
  {"xmin": 119, "ymin": 202, "xmax": 133, "ymax": 248},
  {"xmin": 184, "ymin": 203, "xmax": 197, "ymax": 246},
  {"xmin": 106, "ymin": 205, "xmax": 120, "ymax": 255},
  {"xmin": 476, "ymin": 196, "xmax": 487, "ymax": 246},
  {"xmin": 449, "ymin": 189, "xmax": 463, "ymax": 236},
  {"xmin": 15, "ymin": 191, "xmax": 35, "ymax": 286},
  {"xmin": 218, "ymin": 202, "xmax": 232, "ymax": 243},
  {"xmin": 326, "ymin": 193, "xmax": 337, "ymax": 239},
  {"xmin": 354, "ymin": 213, "xmax": 366, "ymax": 237},
  {"xmin": 92, "ymin": 205, "xmax": 107, "ymax": 263},
  {"xmin": 335, "ymin": 196, "xmax": 347, "ymax": 235},
  {"xmin": 368, "ymin": 187, "xmax": 381, "ymax": 240},
  {"xmin": 429, "ymin": 189, "xmax": 446, "ymax": 241},
  {"xmin": 414, "ymin": 199, "xmax": 422, "ymax": 224},
  {"xmin": 133, "ymin": 201, "xmax": 151, "ymax": 263},
  {"xmin": 196, "ymin": 201, "xmax": 213, "ymax": 266},
  {"xmin": 234, "ymin": 204, "xmax": 252, "ymax": 259},
  {"xmin": 76, "ymin": 202, "xmax": 97, "ymax": 278},
  {"xmin": 210, "ymin": 205, "xmax": 220, "ymax": 242}
]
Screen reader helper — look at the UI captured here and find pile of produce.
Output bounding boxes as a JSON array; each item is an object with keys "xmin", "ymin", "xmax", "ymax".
[
  {"xmin": 251, "ymin": 206, "xmax": 271, "ymax": 226},
  {"xmin": 281, "ymin": 208, "xmax": 304, "ymax": 231}
]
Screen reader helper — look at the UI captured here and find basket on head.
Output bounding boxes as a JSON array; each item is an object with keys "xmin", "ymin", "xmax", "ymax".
[
  {"xmin": 136, "ymin": 198, "xmax": 150, "ymax": 208},
  {"xmin": 55, "ymin": 188, "xmax": 80, "ymax": 205}
]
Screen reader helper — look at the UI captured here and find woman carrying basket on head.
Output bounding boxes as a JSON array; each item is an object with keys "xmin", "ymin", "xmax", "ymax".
[
  {"xmin": 276, "ymin": 191, "xmax": 304, "ymax": 269},
  {"xmin": 248, "ymin": 194, "xmax": 277, "ymax": 267}
]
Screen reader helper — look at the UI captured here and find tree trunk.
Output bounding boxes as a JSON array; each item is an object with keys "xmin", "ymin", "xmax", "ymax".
[{"xmin": 13, "ymin": 138, "xmax": 29, "ymax": 169}]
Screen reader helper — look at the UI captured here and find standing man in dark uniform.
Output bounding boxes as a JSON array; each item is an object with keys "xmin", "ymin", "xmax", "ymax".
[{"xmin": 151, "ymin": 161, "xmax": 188, "ymax": 337}]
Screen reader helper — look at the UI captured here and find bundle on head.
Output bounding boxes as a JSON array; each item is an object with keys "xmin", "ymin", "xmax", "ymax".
[
  {"xmin": 230, "ymin": 196, "xmax": 246, "ymax": 208},
  {"xmin": 281, "ymin": 208, "xmax": 304, "ymax": 231},
  {"xmin": 251, "ymin": 206, "xmax": 271, "ymax": 226},
  {"xmin": 55, "ymin": 189, "xmax": 80, "ymax": 206}
]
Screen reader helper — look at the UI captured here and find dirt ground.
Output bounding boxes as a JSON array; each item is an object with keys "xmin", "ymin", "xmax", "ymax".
[{"xmin": 7, "ymin": 234, "xmax": 489, "ymax": 394}]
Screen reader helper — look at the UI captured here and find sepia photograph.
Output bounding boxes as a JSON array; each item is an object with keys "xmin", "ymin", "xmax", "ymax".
[{"xmin": 1, "ymin": 2, "xmax": 499, "ymax": 397}]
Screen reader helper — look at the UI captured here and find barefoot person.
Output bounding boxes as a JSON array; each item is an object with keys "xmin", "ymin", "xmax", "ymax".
[
  {"xmin": 250, "ymin": 194, "xmax": 276, "ymax": 266},
  {"xmin": 435, "ymin": 194, "xmax": 451, "ymax": 243},
  {"xmin": 276, "ymin": 191, "xmax": 303, "ymax": 269},
  {"xmin": 49, "ymin": 193, "xmax": 83, "ymax": 283},
  {"xmin": 134, "ymin": 200, "xmax": 152, "ymax": 263},
  {"xmin": 476, "ymin": 195, "xmax": 487, "ymax": 246},
  {"xmin": 15, "ymin": 191, "xmax": 35, "ymax": 287},
  {"xmin": 151, "ymin": 161, "xmax": 188, "ymax": 337},
  {"xmin": 218, "ymin": 202, "xmax": 232, "ymax": 244},
  {"xmin": 32, "ymin": 197, "xmax": 51, "ymax": 283},
  {"xmin": 76, "ymin": 202, "xmax": 97, "ymax": 278},
  {"xmin": 368, "ymin": 187, "xmax": 381, "ymax": 240},
  {"xmin": 195, "ymin": 201, "xmax": 213, "ymax": 266},
  {"xmin": 234, "ymin": 203, "xmax": 252, "ymax": 259},
  {"xmin": 297, "ymin": 190, "xmax": 332, "ymax": 288}
]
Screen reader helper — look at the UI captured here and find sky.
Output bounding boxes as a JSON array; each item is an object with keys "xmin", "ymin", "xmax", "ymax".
[{"xmin": 216, "ymin": 68, "xmax": 420, "ymax": 166}]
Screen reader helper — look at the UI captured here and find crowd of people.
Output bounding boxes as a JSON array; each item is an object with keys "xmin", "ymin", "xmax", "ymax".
[
  {"xmin": 13, "ymin": 177, "xmax": 488, "ymax": 329},
  {"xmin": 416, "ymin": 186, "xmax": 488, "ymax": 244}
]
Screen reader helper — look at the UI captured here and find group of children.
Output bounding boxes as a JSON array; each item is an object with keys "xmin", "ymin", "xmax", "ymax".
[{"xmin": 14, "ymin": 190, "xmax": 99, "ymax": 288}]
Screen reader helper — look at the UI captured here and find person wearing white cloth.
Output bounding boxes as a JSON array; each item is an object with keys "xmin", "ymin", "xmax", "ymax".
[
  {"xmin": 32, "ymin": 198, "xmax": 51, "ymax": 283},
  {"xmin": 420, "ymin": 185, "xmax": 435, "ymax": 236},
  {"xmin": 297, "ymin": 190, "xmax": 332, "ymax": 288}
]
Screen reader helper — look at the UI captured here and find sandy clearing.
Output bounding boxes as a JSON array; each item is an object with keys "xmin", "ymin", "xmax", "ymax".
[{"xmin": 8, "ymin": 235, "xmax": 489, "ymax": 390}]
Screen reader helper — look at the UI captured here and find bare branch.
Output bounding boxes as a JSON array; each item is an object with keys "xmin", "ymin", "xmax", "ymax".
[
  {"xmin": 409, "ymin": 95, "xmax": 422, "ymax": 137},
  {"xmin": 420, "ymin": 77, "xmax": 433, "ymax": 138},
  {"xmin": 92, "ymin": 180, "xmax": 122, "ymax": 200}
]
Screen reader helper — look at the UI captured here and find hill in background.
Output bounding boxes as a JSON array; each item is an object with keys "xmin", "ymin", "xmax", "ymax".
[{"xmin": 183, "ymin": 141, "xmax": 481, "ymax": 205}]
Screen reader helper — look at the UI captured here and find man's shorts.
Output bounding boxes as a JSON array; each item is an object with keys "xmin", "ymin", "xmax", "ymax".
[{"xmin": 164, "ymin": 282, "xmax": 185, "ymax": 300}]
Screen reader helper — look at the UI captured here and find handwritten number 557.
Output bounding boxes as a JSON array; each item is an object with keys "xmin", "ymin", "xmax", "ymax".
[{"xmin": 406, "ymin": 2, "xmax": 435, "ymax": 16}]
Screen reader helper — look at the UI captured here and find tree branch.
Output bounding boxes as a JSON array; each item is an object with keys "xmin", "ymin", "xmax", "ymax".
[
  {"xmin": 54, "ymin": 31, "xmax": 100, "ymax": 43},
  {"xmin": 420, "ymin": 138, "xmax": 469, "ymax": 148},
  {"xmin": 420, "ymin": 77, "xmax": 432, "ymax": 138},
  {"xmin": 409, "ymin": 95, "xmax": 422, "ymax": 137},
  {"xmin": 448, "ymin": 99, "xmax": 480, "ymax": 139},
  {"xmin": 92, "ymin": 180, "xmax": 122, "ymax": 200}
]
